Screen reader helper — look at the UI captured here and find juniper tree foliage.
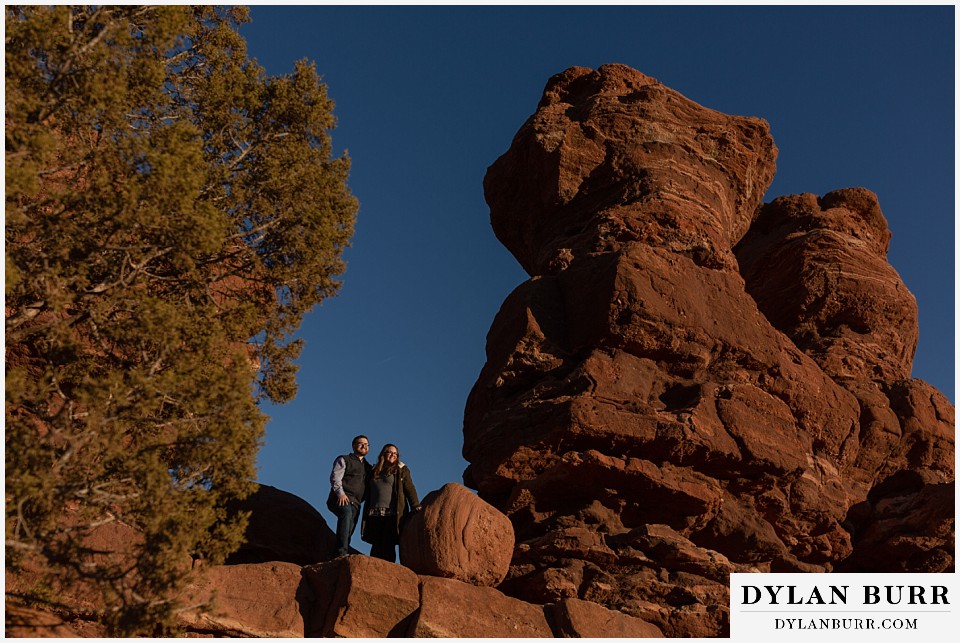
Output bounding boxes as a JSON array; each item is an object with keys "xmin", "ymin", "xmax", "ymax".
[{"xmin": 5, "ymin": 6, "xmax": 357, "ymax": 634}]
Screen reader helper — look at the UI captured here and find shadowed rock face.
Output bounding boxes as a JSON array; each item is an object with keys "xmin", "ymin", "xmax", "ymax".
[
  {"xmin": 224, "ymin": 484, "xmax": 338, "ymax": 566},
  {"xmin": 465, "ymin": 63, "xmax": 954, "ymax": 636}
]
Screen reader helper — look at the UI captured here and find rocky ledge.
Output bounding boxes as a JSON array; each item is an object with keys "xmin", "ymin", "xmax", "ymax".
[{"xmin": 6, "ymin": 483, "xmax": 664, "ymax": 637}]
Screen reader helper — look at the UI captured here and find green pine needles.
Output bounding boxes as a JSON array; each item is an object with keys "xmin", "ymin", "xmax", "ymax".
[{"xmin": 5, "ymin": 6, "xmax": 357, "ymax": 635}]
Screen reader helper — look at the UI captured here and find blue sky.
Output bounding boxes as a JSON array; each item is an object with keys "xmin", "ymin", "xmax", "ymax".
[{"xmin": 238, "ymin": 5, "xmax": 955, "ymax": 552}]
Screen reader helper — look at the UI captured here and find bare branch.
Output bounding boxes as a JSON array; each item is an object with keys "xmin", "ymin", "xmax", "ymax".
[{"xmin": 5, "ymin": 302, "xmax": 45, "ymax": 330}]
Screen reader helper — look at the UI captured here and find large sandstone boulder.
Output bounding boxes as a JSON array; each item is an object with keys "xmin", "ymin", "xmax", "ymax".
[
  {"xmin": 301, "ymin": 555, "xmax": 420, "ymax": 637},
  {"xmin": 465, "ymin": 63, "xmax": 954, "ymax": 637},
  {"xmin": 411, "ymin": 575, "xmax": 553, "ymax": 637},
  {"xmin": 399, "ymin": 482, "xmax": 514, "ymax": 586},
  {"xmin": 225, "ymin": 484, "xmax": 337, "ymax": 565},
  {"xmin": 178, "ymin": 562, "xmax": 310, "ymax": 637}
]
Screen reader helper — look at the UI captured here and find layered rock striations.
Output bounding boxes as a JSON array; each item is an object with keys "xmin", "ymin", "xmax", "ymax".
[{"xmin": 464, "ymin": 63, "xmax": 954, "ymax": 636}]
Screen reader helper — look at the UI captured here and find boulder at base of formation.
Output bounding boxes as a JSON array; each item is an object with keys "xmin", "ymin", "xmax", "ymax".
[{"xmin": 399, "ymin": 482, "xmax": 514, "ymax": 587}]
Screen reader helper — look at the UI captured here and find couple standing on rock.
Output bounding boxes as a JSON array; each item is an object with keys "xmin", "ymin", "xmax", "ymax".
[{"xmin": 326, "ymin": 435, "xmax": 422, "ymax": 562}]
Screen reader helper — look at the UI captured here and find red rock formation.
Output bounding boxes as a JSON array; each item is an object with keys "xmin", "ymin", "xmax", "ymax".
[
  {"xmin": 465, "ymin": 63, "xmax": 954, "ymax": 636},
  {"xmin": 399, "ymin": 482, "xmax": 514, "ymax": 586},
  {"xmin": 735, "ymin": 190, "xmax": 954, "ymax": 570}
]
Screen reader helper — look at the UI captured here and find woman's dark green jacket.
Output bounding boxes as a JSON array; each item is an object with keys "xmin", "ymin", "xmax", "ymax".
[{"xmin": 360, "ymin": 462, "xmax": 421, "ymax": 541}]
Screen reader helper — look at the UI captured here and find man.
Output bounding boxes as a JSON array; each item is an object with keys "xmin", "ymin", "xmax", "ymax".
[{"xmin": 326, "ymin": 435, "xmax": 372, "ymax": 558}]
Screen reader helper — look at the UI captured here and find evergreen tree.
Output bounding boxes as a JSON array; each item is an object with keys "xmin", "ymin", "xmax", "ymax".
[{"xmin": 5, "ymin": 6, "xmax": 357, "ymax": 634}]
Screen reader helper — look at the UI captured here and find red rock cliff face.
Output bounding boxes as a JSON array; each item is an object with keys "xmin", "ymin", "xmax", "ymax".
[{"xmin": 464, "ymin": 63, "xmax": 954, "ymax": 637}]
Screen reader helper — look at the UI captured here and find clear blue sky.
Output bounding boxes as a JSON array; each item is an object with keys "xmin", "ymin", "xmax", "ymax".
[{"xmin": 239, "ymin": 5, "xmax": 955, "ymax": 550}]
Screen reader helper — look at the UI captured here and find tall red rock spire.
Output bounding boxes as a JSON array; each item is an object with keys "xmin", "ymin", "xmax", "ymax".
[{"xmin": 466, "ymin": 63, "xmax": 953, "ymax": 637}]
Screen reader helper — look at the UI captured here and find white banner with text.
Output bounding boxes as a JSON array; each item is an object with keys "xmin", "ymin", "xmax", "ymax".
[{"xmin": 730, "ymin": 572, "xmax": 957, "ymax": 640}]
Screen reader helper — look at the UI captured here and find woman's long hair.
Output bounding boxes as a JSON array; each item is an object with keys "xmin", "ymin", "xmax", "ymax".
[{"xmin": 372, "ymin": 443, "xmax": 400, "ymax": 479}]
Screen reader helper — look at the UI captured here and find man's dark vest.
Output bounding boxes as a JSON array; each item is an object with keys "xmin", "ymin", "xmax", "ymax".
[{"xmin": 341, "ymin": 454, "xmax": 370, "ymax": 505}]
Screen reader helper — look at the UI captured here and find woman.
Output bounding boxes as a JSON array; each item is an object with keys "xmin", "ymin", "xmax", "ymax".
[{"xmin": 361, "ymin": 443, "xmax": 421, "ymax": 562}]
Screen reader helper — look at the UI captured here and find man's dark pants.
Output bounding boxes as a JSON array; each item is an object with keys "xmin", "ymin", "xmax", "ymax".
[{"xmin": 332, "ymin": 501, "xmax": 360, "ymax": 557}]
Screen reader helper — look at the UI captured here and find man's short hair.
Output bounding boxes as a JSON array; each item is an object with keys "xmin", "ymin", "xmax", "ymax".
[{"xmin": 352, "ymin": 435, "xmax": 369, "ymax": 445}]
